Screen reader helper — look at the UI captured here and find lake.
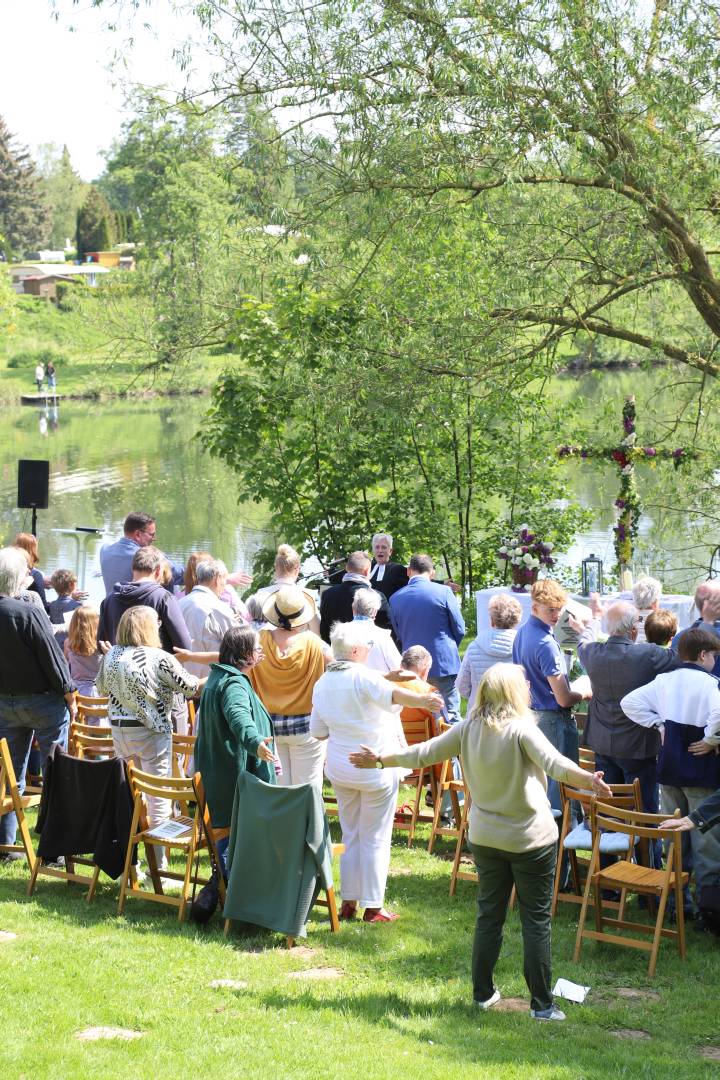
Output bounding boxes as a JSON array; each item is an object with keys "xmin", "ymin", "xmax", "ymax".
[{"xmin": 1, "ymin": 370, "xmax": 715, "ymax": 602}]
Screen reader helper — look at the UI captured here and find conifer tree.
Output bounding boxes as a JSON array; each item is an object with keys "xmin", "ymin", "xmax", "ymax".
[{"xmin": 0, "ymin": 115, "xmax": 51, "ymax": 256}]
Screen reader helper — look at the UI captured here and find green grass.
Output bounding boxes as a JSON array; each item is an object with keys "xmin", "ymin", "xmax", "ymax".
[
  {"xmin": 1, "ymin": 809, "xmax": 719, "ymax": 1079},
  {"xmin": 0, "ymin": 294, "xmax": 230, "ymax": 403}
]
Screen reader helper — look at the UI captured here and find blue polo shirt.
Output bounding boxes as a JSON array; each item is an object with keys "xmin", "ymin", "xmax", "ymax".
[{"xmin": 512, "ymin": 614, "xmax": 566, "ymax": 712}]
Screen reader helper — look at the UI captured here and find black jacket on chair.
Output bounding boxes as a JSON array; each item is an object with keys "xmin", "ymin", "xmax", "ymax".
[
  {"xmin": 319, "ymin": 580, "xmax": 392, "ymax": 643},
  {"xmin": 35, "ymin": 745, "xmax": 134, "ymax": 878}
]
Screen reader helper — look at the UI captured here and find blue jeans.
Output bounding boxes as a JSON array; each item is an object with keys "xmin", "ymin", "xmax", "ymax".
[
  {"xmin": 0, "ymin": 693, "xmax": 68, "ymax": 846},
  {"xmin": 535, "ymin": 709, "xmax": 578, "ymax": 815},
  {"xmin": 216, "ymin": 835, "xmax": 229, "ymax": 881},
  {"xmin": 429, "ymin": 674, "xmax": 461, "ymax": 725},
  {"xmin": 594, "ymin": 753, "xmax": 662, "ymax": 869}
]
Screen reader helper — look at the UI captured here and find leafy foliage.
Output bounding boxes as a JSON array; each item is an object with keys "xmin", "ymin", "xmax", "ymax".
[
  {"xmin": 37, "ymin": 143, "xmax": 88, "ymax": 250},
  {"xmin": 0, "ymin": 115, "xmax": 51, "ymax": 256},
  {"xmin": 76, "ymin": 185, "xmax": 116, "ymax": 257}
]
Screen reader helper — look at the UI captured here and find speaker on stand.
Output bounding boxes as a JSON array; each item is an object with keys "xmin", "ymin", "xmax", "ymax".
[{"xmin": 17, "ymin": 459, "xmax": 50, "ymax": 536}]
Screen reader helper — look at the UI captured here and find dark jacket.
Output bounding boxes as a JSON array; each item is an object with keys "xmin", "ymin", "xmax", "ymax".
[
  {"xmin": 225, "ymin": 770, "xmax": 333, "ymax": 939},
  {"xmin": 319, "ymin": 579, "xmax": 392, "ymax": 643},
  {"xmin": 28, "ymin": 567, "xmax": 49, "ymax": 613},
  {"xmin": 690, "ymin": 788, "xmax": 720, "ymax": 832},
  {"xmin": 35, "ymin": 745, "xmax": 134, "ymax": 878},
  {"xmin": 0, "ymin": 596, "xmax": 74, "ymax": 696},
  {"xmin": 369, "ymin": 560, "xmax": 408, "ymax": 601},
  {"xmin": 97, "ymin": 579, "xmax": 191, "ymax": 653},
  {"xmin": 195, "ymin": 664, "xmax": 276, "ymax": 829},
  {"xmin": 578, "ymin": 629, "xmax": 680, "ymax": 759}
]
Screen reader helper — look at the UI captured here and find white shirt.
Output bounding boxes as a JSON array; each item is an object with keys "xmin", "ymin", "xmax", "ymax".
[
  {"xmin": 620, "ymin": 665, "xmax": 720, "ymax": 742},
  {"xmin": 178, "ymin": 585, "xmax": 235, "ymax": 677},
  {"xmin": 311, "ymin": 664, "xmax": 403, "ymax": 785},
  {"xmin": 363, "ymin": 625, "xmax": 401, "ymax": 674}
]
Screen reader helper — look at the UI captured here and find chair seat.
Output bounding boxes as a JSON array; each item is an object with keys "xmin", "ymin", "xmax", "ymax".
[
  {"xmin": 594, "ymin": 859, "xmax": 689, "ymax": 892},
  {"xmin": 564, "ymin": 824, "xmax": 632, "ymax": 854}
]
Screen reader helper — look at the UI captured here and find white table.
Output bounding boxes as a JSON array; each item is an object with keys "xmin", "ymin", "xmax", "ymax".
[{"xmin": 476, "ymin": 587, "xmax": 696, "ymax": 635}]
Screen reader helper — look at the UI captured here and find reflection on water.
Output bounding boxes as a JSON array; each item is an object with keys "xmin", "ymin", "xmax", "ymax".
[{"xmin": 0, "ymin": 398, "xmax": 273, "ymax": 605}]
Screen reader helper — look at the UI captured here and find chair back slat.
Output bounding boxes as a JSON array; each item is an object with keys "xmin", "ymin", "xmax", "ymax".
[{"xmin": 128, "ymin": 763, "xmax": 198, "ymax": 801}]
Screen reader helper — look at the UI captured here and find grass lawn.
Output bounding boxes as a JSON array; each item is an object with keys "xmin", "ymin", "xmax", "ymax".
[
  {"xmin": 1, "ymin": 810, "xmax": 719, "ymax": 1080},
  {"xmin": 0, "ymin": 295, "xmax": 229, "ymax": 403}
]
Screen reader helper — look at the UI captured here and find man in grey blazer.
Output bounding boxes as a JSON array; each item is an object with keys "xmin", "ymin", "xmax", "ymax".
[{"xmin": 572, "ymin": 600, "xmax": 680, "ymax": 859}]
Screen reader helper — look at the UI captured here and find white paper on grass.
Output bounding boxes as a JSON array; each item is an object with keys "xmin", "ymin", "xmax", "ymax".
[{"xmin": 552, "ymin": 978, "xmax": 590, "ymax": 1003}]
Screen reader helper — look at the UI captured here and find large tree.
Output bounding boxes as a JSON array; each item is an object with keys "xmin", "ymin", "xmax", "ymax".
[
  {"xmin": 38, "ymin": 143, "xmax": 87, "ymax": 250},
  {"xmin": 184, "ymin": 0, "xmax": 720, "ymax": 379},
  {"xmin": 0, "ymin": 116, "xmax": 51, "ymax": 256}
]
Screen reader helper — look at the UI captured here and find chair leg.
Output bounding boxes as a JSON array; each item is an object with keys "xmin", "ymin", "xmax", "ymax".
[
  {"xmin": 326, "ymin": 886, "xmax": 340, "ymax": 933},
  {"xmin": 27, "ymin": 855, "xmax": 42, "ymax": 896},
  {"xmin": 224, "ymin": 918, "xmax": 232, "ymax": 937},
  {"xmin": 286, "ymin": 936, "xmax": 295, "ymax": 949},
  {"xmin": 573, "ymin": 867, "xmax": 596, "ymax": 964},
  {"xmin": 86, "ymin": 865, "xmax": 101, "ymax": 902},
  {"xmin": 408, "ymin": 773, "xmax": 423, "ymax": 848},
  {"xmin": 593, "ymin": 879, "xmax": 603, "ymax": 933},
  {"xmin": 15, "ymin": 806, "xmax": 37, "ymax": 871},
  {"xmin": 427, "ymin": 779, "xmax": 445, "ymax": 855},
  {"xmin": 648, "ymin": 888, "xmax": 670, "ymax": 978}
]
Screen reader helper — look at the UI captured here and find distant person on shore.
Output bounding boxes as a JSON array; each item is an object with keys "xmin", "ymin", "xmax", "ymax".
[
  {"xmin": 34, "ymin": 362, "xmax": 44, "ymax": 392},
  {"xmin": 45, "ymin": 360, "xmax": 57, "ymax": 393}
]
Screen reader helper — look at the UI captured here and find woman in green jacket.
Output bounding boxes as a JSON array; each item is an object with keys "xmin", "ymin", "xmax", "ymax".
[{"xmin": 195, "ymin": 624, "xmax": 277, "ymax": 874}]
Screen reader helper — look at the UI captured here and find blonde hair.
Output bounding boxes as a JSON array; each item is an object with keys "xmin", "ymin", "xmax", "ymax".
[
  {"xmin": 488, "ymin": 593, "xmax": 523, "ymax": 629},
  {"xmin": 116, "ymin": 605, "xmax": 162, "ymax": 648},
  {"xmin": 68, "ymin": 606, "xmax": 99, "ymax": 657},
  {"xmin": 471, "ymin": 663, "xmax": 532, "ymax": 731},
  {"xmin": 275, "ymin": 544, "xmax": 301, "ymax": 577},
  {"xmin": 530, "ymin": 578, "xmax": 567, "ymax": 607}
]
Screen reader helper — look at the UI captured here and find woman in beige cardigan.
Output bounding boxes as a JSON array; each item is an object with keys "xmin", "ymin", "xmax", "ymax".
[{"xmin": 350, "ymin": 662, "xmax": 611, "ymax": 1021}]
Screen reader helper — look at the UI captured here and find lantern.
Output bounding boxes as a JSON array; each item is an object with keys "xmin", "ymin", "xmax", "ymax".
[{"xmin": 581, "ymin": 553, "xmax": 604, "ymax": 596}]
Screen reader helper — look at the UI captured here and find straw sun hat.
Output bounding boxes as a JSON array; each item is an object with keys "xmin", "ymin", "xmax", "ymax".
[{"xmin": 261, "ymin": 585, "xmax": 316, "ymax": 630}]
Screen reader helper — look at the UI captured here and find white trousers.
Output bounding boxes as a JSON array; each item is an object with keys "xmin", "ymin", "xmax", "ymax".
[
  {"xmin": 334, "ymin": 775, "xmax": 400, "ymax": 908},
  {"xmin": 111, "ymin": 726, "xmax": 172, "ymax": 867},
  {"xmin": 275, "ymin": 732, "xmax": 326, "ymax": 788}
]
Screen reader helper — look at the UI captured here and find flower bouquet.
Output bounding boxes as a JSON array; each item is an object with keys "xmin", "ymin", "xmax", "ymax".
[{"xmin": 497, "ymin": 525, "xmax": 555, "ymax": 592}]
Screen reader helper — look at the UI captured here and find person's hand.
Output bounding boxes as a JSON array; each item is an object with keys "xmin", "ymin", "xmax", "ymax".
[
  {"xmin": 420, "ymin": 690, "xmax": 445, "ymax": 713},
  {"xmin": 65, "ymin": 692, "xmax": 78, "ymax": 720},
  {"xmin": 98, "ymin": 639, "xmax": 112, "ymax": 655},
  {"xmin": 566, "ymin": 613, "xmax": 585, "ymax": 634},
  {"xmin": 385, "ymin": 669, "xmax": 416, "ymax": 682},
  {"xmin": 227, "ymin": 570, "xmax": 252, "ymax": 587},
  {"xmin": 688, "ymin": 738, "xmax": 717, "ymax": 756},
  {"xmin": 589, "ymin": 592, "xmax": 606, "ymax": 619},
  {"xmin": 349, "ymin": 744, "xmax": 380, "ymax": 769},
  {"xmin": 71, "ymin": 589, "xmax": 89, "ymax": 601},
  {"xmin": 582, "ymin": 686, "xmax": 593, "ymax": 701},
  {"xmin": 658, "ymin": 814, "xmax": 695, "ymax": 831},
  {"xmin": 590, "ymin": 771, "xmax": 612, "ymax": 798},
  {"xmin": 256, "ymin": 737, "xmax": 276, "ymax": 764}
]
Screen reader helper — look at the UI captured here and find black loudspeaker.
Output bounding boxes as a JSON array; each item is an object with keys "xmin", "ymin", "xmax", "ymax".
[{"xmin": 17, "ymin": 459, "xmax": 50, "ymax": 509}]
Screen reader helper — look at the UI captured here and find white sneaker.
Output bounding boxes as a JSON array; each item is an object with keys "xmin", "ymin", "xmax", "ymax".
[
  {"xmin": 474, "ymin": 989, "xmax": 501, "ymax": 1010},
  {"xmin": 530, "ymin": 1005, "xmax": 566, "ymax": 1021}
]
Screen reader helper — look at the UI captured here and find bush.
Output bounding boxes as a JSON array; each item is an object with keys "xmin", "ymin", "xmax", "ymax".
[{"xmin": 6, "ymin": 347, "xmax": 65, "ymax": 370}]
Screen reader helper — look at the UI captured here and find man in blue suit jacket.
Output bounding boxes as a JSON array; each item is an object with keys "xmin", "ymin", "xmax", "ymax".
[{"xmin": 390, "ymin": 553, "xmax": 466, "ymax": 722}]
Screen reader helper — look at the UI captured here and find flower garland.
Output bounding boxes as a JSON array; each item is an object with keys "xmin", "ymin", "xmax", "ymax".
[
  {"xmin": 498, "ymin": 524, "xmax": 555, "ymax": 591},
  {"xmin": 557, "ymin": 396, "xmax": 698, "ymax": 569}
]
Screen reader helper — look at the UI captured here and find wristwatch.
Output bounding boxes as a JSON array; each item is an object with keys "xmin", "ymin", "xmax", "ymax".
[{"xmin": 375, "ymin": 757, "xmax": 384, "ymax": 769}]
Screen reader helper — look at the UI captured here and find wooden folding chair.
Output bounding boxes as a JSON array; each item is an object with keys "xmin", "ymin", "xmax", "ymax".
[
  {"xmin": 284, "ymin": 842, "xmax": 345, "ymax": 948},
  {"xmin": 171, "ymin": 732, "xmax": 196, "ymax": 780},
  {"xmin": 186, "ymin": 699, "xmax": 196, "ymax": 736},
  {"xmin": 573, "ymin": 800, "xmax": 688, "ymax": 977},
  {"xmin": 75, "ymin": 693, "xmax": 110, "ymax": 726},
  {"xmin": 578, "ymin": 746, "xmax": 596, "ymax": 772},
  {"xmin": 551, "ymin": 778, "xmax": 642, "ymax": 916},
  {"xmin": 0, "ymin": 737, "xmax": 38, "ymax": 870},
  {"xmin": 69, "ymin": 720, "xmax": 115, "ymax": 760},
  {"xmin": 118, "ymin": 766, "xmax": 225, "ymax": 922},
  {"xmin": 393, "ymin": 711, "xmax": 439, "ymax": 847},
  {"xmin": 427, "ymin": 722, "xmax": 464, "ymax": 855}
]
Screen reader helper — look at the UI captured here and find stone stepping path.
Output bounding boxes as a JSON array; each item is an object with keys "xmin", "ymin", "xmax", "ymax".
[
  {"xmin": 610, "ymin": 1029, "xmax": 651, "ymax": 1041},
  {"xmin": 492, "ymin": 998, "xmax": 527, "ymax": 1013},
  {"xmin": 614, "ymin": 987, "xmax": 661, "ymax": 1002},
  {"xmin": 209, "ymin": 979, "xmax": 248, "ymax": 990},
  {"xmin": 76, "ymin": 1027, "xmax": 143, "ymax": 1042},
  {"xmin": 0, "ymin": 931, "xmax": 18, "ymax": 942},
  {"xmin": 700, "ymin": 1047, "xmax": 720, "ymax": 1062}
]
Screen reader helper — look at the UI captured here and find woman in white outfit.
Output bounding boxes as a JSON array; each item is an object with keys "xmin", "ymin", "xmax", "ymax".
[
  {"xmin": 352, "ymin": 588, "xmax": 402, "ymax": 674},
  {"xmin": 310, "ymin": 620, "xmax": 442, "ymax": 922}
]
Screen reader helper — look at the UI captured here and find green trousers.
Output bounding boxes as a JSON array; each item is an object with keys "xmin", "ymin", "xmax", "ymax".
[{"xmin": 468, "ymin": 841, "xmax": 557, "ymax": 1012}]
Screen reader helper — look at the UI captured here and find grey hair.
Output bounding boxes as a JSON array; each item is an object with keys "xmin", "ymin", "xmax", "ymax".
[
  {"xmin": 632, "ymin": 575, "xmax": 662, "ymax": 611},
  {"xmin": 0, "ymin": 546, "xmax": 32, "ymax": 597},
  {"xmin": 372, "ymin": 532, "xmax": 393, "ymax": 547},
  {"xmin": 195, "ymin": 558, "xmax": 226, "ymax": 585},
  {"xmin": 606, "ymin": 601, "xmax": 639, "ymax": 638},
  {"xmin": 346, "ymin": 550, "xmax": 371, "ymax": 574},
  {"xmin": 352, "ymin": 588, "xmax": 382, "ymax": 618},
  {"xmin": 401, "ymin": 645, "xmax": 432, "ymax": 672},
  {"xmin": 330, "ymin": 619, "xmax": 374, "ymax": 660}
]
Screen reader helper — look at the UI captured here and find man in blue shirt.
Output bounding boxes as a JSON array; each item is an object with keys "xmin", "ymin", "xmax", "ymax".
[
  {"xmin": 671, "ymin": 582, "xmax": 720, "ymax": 677},
  {"xmin": 513, "ymin": 578, "xmax": 587, "ymax": 813},
  {"xmin": 390, "ymin": 553, "xmax": 465, "ymax": 723}
]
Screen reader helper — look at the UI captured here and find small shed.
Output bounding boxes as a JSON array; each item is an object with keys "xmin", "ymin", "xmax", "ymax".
[{"xmin": 21, "ymin": 275, "xmax": 64, "ymax": 301}]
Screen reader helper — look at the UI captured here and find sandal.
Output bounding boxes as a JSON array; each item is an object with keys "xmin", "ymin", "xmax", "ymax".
[
  {"xmin": 394, "ymin": 802, "xmax": 414, "ymax": 824},
  {"xmin": 339, "ymin": 901, "xmax": 358, "ymax": 920},
  {"xmin": 363, "ymin": 908, "xmax": 400, "ymax": 923}
]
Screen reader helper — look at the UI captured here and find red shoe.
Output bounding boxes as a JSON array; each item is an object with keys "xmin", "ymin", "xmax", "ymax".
[
  {"xmin": 362, "ymin": 908, "xmax": 399, "ymax": 923},
  {"xmin": 339, "ymin": 901, "xmax": 358, "ymax": 920}
]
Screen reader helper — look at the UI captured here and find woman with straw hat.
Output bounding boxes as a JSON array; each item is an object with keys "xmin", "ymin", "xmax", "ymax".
[{"xmin": 248, "ymin": 585, "xmax": 331, "ymax": 788}]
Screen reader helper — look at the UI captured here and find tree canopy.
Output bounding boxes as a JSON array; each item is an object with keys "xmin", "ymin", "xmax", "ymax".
[{"xmin": 0, "ymin": 115, "xmax": 51, "ymax": 256}]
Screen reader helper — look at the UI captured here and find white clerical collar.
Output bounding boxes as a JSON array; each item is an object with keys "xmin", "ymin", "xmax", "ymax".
[{"xmin": 371, "ymin": 563, "xmax": 386, "ymax": 582}]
